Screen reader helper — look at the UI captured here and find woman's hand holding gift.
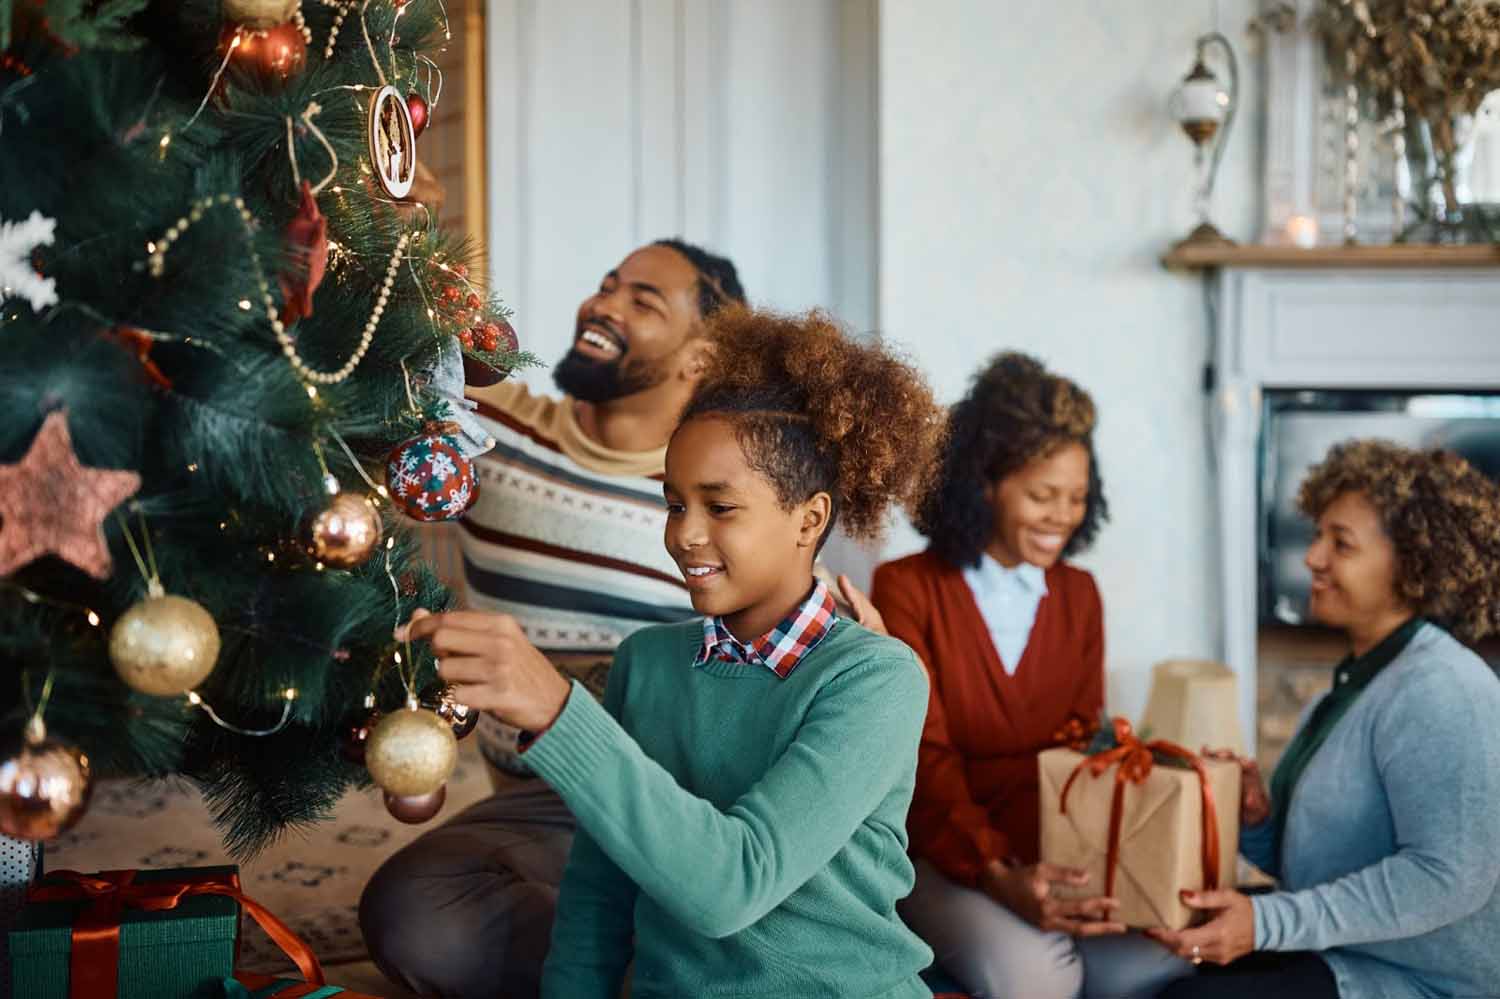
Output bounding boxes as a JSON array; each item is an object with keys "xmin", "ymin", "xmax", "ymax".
[
  {"xmin": 1145, "ymin": 889, "xmax": 1255, "ymax": 965},
  {"xmin": 980, "ymin": 860, "xmax": 1126, "ymax": 937},
  {"xmin": 399, "ymin": 609, "xmax": 572, "ymax": 733},
  {"xmin": 1202, "ymin": 747, "xmax": 1271, "ymax": 826}
]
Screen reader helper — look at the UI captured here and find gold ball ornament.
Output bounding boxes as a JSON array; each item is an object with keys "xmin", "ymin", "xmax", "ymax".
[
  {"xmin": 307, "ymin": 491, "xmax": 381, "ymax": 568},
  {"xmin": 365, "ymin": 706, "xmax": 457, "ymax": 797},
  {"xmin": 0, "ymin": 724, "xmax": 93, "ymax": 840},
  {"xmin": 109, "ymin": 593, "xmax": 221, "ymax": 697}
]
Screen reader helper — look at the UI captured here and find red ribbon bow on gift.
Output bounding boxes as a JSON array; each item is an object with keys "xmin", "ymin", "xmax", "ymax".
[
  {"xmin": 26, "ymin": 868, "xmax": 325, "ymax": 999},
  {"xmin": 1058, "ymin": 718, "xmax": 1222, "ymax": 900},
  {"xmin": 1051, "ymin": 713, "xmax": 1099, "ymax": 752}
]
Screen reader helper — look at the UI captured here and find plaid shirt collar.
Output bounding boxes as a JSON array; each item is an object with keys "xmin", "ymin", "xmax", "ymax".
[{"xmin": 692, "ymin": 579, "xmax": 838, "ymax": 679}]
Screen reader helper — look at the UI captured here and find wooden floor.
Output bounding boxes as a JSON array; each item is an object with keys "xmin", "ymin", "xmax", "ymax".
[{"xmin": 325, "ymin": 959, "xmax": 421, "ymax": 997}]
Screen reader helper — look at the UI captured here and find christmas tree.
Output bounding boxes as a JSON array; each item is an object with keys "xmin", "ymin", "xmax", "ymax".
[{"xmin": 0, "ymin": 0, "xmax": 525, "ymax": 854}]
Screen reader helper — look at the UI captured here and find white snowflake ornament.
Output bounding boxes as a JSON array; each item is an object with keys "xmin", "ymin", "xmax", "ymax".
[{"xmin": 0, "ymin": 211, "xmax": 58, "ymax": 312}]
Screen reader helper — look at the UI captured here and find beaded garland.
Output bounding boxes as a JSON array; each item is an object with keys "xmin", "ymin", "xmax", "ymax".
[{"xmin": 146, "ymin": 192, "xmax": 410, "ymax": 386}]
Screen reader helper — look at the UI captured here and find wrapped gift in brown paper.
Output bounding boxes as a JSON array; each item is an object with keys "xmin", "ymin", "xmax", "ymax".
[{"xmin": 1038, "ymin": 719, "xmax": 1239, "ymax": 930}]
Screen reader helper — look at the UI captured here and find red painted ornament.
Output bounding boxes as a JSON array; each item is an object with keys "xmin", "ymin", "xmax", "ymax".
[
  {"xmin": 461, "ymin": 354, "xmax": 507, "ymax": 388},
  {"xmin": 406, "ymin": 93, "xmax": 429, "ymax": 137},
  {"xmin": 384, "ymin": 784, "xmax": 446, "ymax": 824},
  {"xmin": 221, "ymin": 22, "xmax": 307, "ymax": 91},
  {"xmin": 493, "ymin": 319, "xmax": 520, "ymax": 355},
  {"xmin": 460, "ymin": 319, "xmax": 519, "ymax": 387},
  {"xmin": 384, "ymin": 428, "xmax": 478, "ymax": 522}
]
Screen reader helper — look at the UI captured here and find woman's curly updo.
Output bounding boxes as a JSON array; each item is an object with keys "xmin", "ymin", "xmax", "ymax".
[
  {"xmin": 680, "ymin": 308, "xmax": 944, "ymax": 545},
  {"xmin": 1298, "ymin": 439, "xmax": 1500, "ymax": 642},
  {"xmin": 916, "ymin": 351, "xmax": 1108, "ymax": 569}
]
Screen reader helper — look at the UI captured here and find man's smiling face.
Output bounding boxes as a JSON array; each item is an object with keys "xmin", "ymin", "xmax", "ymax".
[{"xmin": 553, "ymin": 245, "xmax": 702, "ymax": 403}]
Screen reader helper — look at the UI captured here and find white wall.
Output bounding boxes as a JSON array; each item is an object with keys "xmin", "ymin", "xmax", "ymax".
[
  {"xmin": 877, "ymin": 0, "xmax": 1265, "ymax": 721},
  {"xmin": 485, "ymin": 0, "xmax": 878, "ymax": 388}
]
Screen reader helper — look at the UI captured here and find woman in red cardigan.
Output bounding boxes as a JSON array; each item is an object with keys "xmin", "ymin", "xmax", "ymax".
[{"xmin": 873, "ymin": 353, "xmax": 1187, "ymax": 999}]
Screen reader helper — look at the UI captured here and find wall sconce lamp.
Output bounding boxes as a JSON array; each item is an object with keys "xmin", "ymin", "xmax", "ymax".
[{"xmin": 1169, "ymin": 32, "xmax": 1239, "ymax": 250}]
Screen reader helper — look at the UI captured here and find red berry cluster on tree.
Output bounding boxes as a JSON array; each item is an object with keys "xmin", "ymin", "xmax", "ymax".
[{"xmin": 426, "ymin": 262, "xmax": 519, "ymax": 359}]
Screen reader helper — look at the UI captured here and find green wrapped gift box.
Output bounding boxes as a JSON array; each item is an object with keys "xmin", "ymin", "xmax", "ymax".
[{"xmin": 9, "ymin": 866, "xmax": 241, "ymax": 999}]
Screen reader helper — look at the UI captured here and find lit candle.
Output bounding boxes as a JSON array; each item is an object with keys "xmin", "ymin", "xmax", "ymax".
[{"xmin": 1285, "ymin": 214, "xmax": 1319, "ymax": 249}]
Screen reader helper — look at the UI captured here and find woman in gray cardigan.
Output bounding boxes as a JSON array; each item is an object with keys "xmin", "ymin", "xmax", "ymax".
[{"xmin": 1150, "ymin": 439, "xmax": 1500, "ymax": 999}]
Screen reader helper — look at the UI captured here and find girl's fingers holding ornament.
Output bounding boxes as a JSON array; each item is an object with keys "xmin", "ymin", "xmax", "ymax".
[
  {"xmin": 394, "ymin": 607, "xmax": 432, "ymax": 640},
  {"xmin": 433, "ymin": 654, "xmax": 497, "ymax": 687},
  {"xmin": 445, "ymin": 682, "xmax": 499, "ymax": 714},
  {"xmin": 416, "ymin": 610, "xmax": 520, "ymax": 636},
  {"xmin": 423, "ymin": 626, "xmax": 497, "ymax": 658}
]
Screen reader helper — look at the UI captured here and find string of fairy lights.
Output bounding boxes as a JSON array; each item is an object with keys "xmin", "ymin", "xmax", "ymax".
[{"xmin": 3, "ymin": 0, "xmax": 497, "ymax": 839}]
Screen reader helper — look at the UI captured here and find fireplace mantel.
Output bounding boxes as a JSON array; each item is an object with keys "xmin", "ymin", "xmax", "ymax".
[
  {"xmin": 1184, "ymin": 253, "xmax": 1500, "ymax": 752},
  {"xmin": 1165, "ymin": 244, "xmax": 1500, "ymax": 270}
]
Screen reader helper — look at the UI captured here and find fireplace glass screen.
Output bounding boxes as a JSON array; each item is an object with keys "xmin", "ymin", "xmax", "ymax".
[{"xmin": 1260, "ymin": 391, "xmax": 1500, "ymax": 625}]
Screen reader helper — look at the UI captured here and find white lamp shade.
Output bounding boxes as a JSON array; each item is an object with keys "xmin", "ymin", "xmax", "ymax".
[
  {"xmin": 1139, "ymin": 659, "xmax": 1244, "ymax": 756},
  {"xmin": 1171, "ymin": 75, "xmax": 1228, "ymax": 126}
]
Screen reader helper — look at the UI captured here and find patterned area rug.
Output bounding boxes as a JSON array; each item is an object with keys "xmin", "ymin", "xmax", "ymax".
[{"xmin": 43, "ymin": 738, "xmax": 491, "ymax": 975}]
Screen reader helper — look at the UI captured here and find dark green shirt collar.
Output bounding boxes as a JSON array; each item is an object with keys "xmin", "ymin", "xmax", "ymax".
[{"xmin": 1332, "ymin": 616, "xmax": 1425, "ymax": 698}]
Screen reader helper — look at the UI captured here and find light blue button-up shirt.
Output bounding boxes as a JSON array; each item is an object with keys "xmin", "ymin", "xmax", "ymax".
[{"xmin": 960, "ymin": 554, "xmax": 1047, "ymax": 673}]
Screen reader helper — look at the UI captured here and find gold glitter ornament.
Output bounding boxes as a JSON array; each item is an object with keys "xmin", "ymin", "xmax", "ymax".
[
  {"xmin": 109, "ymin": 592, "xmax": 221, "ymax": 697},
  {"xmin": 365, "ymin": 705, "xmax": 457, "ymax": 797}
]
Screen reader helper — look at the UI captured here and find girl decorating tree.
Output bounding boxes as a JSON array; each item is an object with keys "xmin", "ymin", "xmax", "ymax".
[{"xmin": 401, "ymin": 309, "xmax": 946, "ymax": 998}]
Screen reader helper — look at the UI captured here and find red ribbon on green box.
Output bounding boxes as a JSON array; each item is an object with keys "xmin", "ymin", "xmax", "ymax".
[
  {"xmin": 25, "ymin": 868, "xmax": 325, "ymax": 999},
  {"xmin": 224, "ymin": 971, "xmax": 351, "ymax": 998}
]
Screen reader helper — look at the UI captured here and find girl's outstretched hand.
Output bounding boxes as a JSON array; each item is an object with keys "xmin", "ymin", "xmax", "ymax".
[{"xmin": 400, "ymin": 609, "xmax": 572, "ymax": 733}]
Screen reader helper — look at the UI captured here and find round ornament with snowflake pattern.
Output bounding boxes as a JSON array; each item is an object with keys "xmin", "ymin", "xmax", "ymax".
[{"xmin": 384, "ymin": 425, "xmax": 478, "ymax": 522}]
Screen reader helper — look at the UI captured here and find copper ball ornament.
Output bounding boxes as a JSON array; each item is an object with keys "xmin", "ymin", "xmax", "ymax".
[
  {"xmin": 365, "ymin": 707, "xmax": 457, "ymax": 798},
  {"xmin": 307, "ymin": 491, "xmax": 381, "ymax": 568},
  {"xmin": 406, "ymin": 93, "xmax": 429, "ymax": 137},
  {"xmin": 0, "ymin": 731, "xmax": 93, "ymax": 840},
  {"xmin": 221, "ymin": 21, "xmax": 307, "ymax": 90},
  {"xmin": 383, "ymin": 784, "xmax": 446, "ymax": 824},
  {"xmin": 109, "ymin": 594, "xmax": 221, "ymax": 697},
  {"xmin": 440, "ymin": 700, "xmax": 478, "ymax": 741},
  {"xmin": 420, "ymin": 683, "xmax": 479, "ymax": 740}
]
